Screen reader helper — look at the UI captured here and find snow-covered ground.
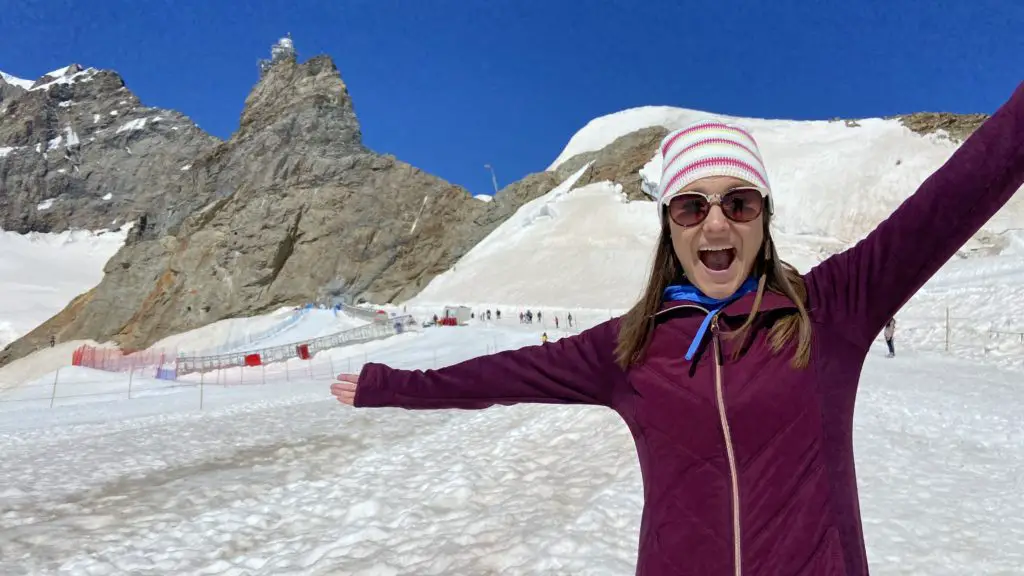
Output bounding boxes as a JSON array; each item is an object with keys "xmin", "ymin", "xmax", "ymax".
[
  {"xmin": 0, "ymin": 227, "xmax": 127, "ymax": 349},
  {"xmin": 1, "ymin": 319, "xmax": 1023, "ymax": 575},
  {"xmin": 2, "ymin": 99, "xmax": 1024, "ymax": 574}
]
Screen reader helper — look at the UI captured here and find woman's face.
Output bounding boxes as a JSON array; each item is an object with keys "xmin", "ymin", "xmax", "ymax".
[{"xmin": 666, "ymin": 176, "xmax": 765, "ymax": 299}]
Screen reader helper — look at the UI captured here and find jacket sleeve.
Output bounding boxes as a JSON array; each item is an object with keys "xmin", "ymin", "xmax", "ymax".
[
  {"xmin": 353, "ymin": 319, "xmax": 625, "ymax": 410},
  {"xmin": 805, "ymin": 81, "xmax": 1024, "ymax": 349}
]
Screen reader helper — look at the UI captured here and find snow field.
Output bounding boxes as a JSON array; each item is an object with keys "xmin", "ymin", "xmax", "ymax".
[{"xmin": 1, "ymin": 323, "xmax": 1023, "ymax": 574}]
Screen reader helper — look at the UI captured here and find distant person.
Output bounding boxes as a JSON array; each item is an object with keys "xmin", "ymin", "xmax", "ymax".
[
  {"xmin": 567, "ymin": 312, "xmax": 574, "ymax": 328},
  {"xmin": 49, "ymin": 335, "xmax": 55, "ymax": 348},
  {"xmin": 541, "ymin": 332, "xmax": 548, "ymax": 343},
  {"xmin": 537, "ymin": 311, "xmax": 542, "ymax": 323},
  {"xmin": 496, "ymin": 310, "xmax": 501, "ymax": 320},
  {"xmin": 884, "ymin": 317, "xmax": 897, "ymax": 357},
  {"xmin": 554, "ymin": 316, "xmax": 559, "ymax": 329},
  {"xmin": 332, "ymin": 87, "xmax": 1024, "ymax": 576}
]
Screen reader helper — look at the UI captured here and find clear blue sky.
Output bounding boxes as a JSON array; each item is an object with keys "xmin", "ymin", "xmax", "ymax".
[{"xmin": 2, "ymin": 0, "xmax": 1021, "ymax": 196}]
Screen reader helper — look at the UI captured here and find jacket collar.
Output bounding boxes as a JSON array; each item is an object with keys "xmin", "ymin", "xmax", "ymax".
[{"xmin": 655, "ymin": 289, "xmax": 798, "ymax": 319}]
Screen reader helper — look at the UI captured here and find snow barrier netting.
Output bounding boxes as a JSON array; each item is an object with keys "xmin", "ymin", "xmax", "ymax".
[{"xmin": 72, "ymin": 309, "xmax": 418, "ymax": 378}]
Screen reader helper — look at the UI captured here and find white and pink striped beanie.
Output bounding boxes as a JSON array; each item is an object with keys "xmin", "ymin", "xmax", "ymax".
[{"xmin": 657, "ymin": 120, "xmax": 773, "ymax": 214}]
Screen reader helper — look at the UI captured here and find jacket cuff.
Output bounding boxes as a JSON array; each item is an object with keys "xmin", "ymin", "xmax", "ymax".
[{"xmin": 353, "ymin": 362, "xmax": 396, "ymax": 407}]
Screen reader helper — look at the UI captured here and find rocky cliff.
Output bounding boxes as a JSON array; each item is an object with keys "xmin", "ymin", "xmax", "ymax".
[
  {"xmin": 0, "ymin": 64, "xmax": 219, "ymax": 234},
  {"xmin": 0, "ymin": 52, "xmax": 567, "ymax": 364}
]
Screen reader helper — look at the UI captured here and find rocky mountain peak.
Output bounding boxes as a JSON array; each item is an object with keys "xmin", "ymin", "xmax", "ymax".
[
  {"xmin": 0, "ymin": 61, "xmax": 218, "ymax": 234},
  {"xmin": 238, "ymin": 40, "xmax": 362, "ymax": 155}
]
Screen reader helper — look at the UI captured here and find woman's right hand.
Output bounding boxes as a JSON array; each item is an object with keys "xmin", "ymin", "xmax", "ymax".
[{"xmin": 331, "ymin": 373, "xmax": 359, "ymax": 406}]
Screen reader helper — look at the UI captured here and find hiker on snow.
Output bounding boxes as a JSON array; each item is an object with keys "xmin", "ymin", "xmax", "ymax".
[
  {"xmin": 884, "ymin": 317, "xmax": 897, "ymax": 357},
  {"xmin": 332, "ymin": 83, "xmax": 1024, "ymax": 575}
]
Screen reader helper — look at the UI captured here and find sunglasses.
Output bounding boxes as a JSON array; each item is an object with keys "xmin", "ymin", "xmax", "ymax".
[{"xmin": 665, "ymin": 187, "xmax": 769, "ymax": 228}]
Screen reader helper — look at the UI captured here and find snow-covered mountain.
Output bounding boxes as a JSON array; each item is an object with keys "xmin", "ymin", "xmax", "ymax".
[
  {"xmin": 0, "ymin": 70, "xmax": 34, "ymax": 90},
  {"xmin": 410, "ymin": 103, "xmax": 1024, "ymax": 311}
]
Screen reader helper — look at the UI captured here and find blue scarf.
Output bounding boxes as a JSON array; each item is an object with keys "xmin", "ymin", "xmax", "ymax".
[{"xmin": 663, "ymin": 277, "xmax": 759, "ymax": 361}]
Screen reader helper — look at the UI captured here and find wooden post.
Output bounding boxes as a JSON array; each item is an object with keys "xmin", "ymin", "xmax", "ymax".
[{"xmin": 200, "ymin": 373, "xmax": 205, "ymax": 410}]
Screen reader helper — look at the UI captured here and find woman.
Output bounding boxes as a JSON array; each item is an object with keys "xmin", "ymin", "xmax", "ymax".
[{"xmin": 332, "ymin": 82, "xmax": 1024, "ymax": 575}]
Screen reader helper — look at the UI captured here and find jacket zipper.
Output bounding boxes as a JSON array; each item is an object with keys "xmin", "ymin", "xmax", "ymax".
[{"xmin": 711, "ymin": 315, "xmax": 742, "ymax": 576}]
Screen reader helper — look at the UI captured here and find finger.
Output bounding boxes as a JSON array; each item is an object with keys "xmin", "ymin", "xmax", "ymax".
[
  {"xmin": 330, "ymin": 386, "xmax": 356, "ymax": 404},
  {"xmin": 335, "ymin": 373, "xmax": 359, "ymax": 384},
  {"xmin": 331, "ymin": 382, "xmax": 356, "ymax": 395}
]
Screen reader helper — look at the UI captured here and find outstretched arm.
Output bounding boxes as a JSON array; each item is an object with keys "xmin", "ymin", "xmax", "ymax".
[
  {"xmin": 351, "ymin": 319, "xmax": 625, "ymax": 410},
  {"xmin": 806, "ymin": 81, "xmax": 1024, "ymax": 349}
]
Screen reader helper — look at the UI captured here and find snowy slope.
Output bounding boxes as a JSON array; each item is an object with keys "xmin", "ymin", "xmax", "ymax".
[
  {"xmin": 0, "ymin": 71, "xmax": 34, "ymax": 90},
  {"xmin": 412, "ymin": 178, "xmax": 658, "ymax": 310},
  {"xmin": 412, "ymin": 104, "xmax": 1024, "ymax": 315},
  {"xmin": 0, "ymin": 227, "xmax": 128, "ymax": 349}
]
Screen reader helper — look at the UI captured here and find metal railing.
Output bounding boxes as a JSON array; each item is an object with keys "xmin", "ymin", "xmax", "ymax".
[{"xmin": 175, "ymin": 314, "xmax": 418, "ymax": 376}]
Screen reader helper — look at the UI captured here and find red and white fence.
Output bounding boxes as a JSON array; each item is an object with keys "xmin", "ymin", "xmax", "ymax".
[{"xmin": 72, "ymin": 309, "xmax": 418, "ymax": 379}]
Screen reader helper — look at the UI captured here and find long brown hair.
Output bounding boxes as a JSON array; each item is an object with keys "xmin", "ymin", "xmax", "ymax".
[{"xmin": 613, "ymin": 210, "xmax": 812, "ymax": 369}]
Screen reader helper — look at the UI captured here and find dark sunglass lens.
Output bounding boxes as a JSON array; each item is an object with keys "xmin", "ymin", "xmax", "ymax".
[
  {"xmin": 722, "ymin": 188, "xmax": 764, "ymax": 222},
  {"xmin": 669, "ymin": 194, "xmax": 710, "ymax": 226}
]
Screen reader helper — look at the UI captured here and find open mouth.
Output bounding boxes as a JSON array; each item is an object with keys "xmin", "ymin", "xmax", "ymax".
[{"xmin": 698, "ymin": 248, "xmax": 736, "ymax": 272}]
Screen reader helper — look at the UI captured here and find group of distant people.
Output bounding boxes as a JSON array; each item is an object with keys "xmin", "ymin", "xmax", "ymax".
[{"xmin": 427, "ymin": 307, "xmax": 577, "ymax": 331}]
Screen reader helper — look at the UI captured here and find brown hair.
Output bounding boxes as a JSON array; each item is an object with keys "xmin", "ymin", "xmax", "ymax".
[{"xmin": 613, "ymin": 210, "xmax": 812, "ymax": 369}]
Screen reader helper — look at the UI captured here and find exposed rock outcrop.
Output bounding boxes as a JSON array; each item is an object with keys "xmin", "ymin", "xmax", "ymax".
[{"xmin": 0, "ymin": 64, "xmax": 219, "ymax": 233}]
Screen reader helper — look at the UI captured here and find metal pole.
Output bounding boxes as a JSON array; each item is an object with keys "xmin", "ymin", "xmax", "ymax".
[
  {"xmin": 49, "ymin": 368, "xmax": 60, "ymax": 408},
  {"xmin": 484, "ymin": 164, "xmax": 499, "ymax": 194}
]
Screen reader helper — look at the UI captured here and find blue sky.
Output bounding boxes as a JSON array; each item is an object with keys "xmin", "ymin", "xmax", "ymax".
[{"xmin": 2, "ymin": 0, "xmax": 1021, "ymax": 195}]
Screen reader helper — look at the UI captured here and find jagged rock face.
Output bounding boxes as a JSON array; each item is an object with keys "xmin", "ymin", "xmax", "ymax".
[
  {"xmin": 553, "ymin": 126, "xmax": 669, "ymax": 201},
  {"xmin": 897, "ymin": 111, "xmax": 988, "ymax": 144},
  {"xmin": 0, "ymin": 64, "xmax": 219, "ymax": 233},
  {"xmin": 0, "ymin": 56, "xmax": 561, "ymax": 362},
  {"xmin": 0, "ymin": 75, "xmax": 27, "ymax": 103},
  {"xmin": 238, "ymin": 55, "xmax": 363, "ymax": 155}
]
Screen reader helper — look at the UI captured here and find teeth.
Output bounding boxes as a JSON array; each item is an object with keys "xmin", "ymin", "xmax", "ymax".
[{"xmin": 699, "ymin": 246, "xmax": 734, "ymax": 252}]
